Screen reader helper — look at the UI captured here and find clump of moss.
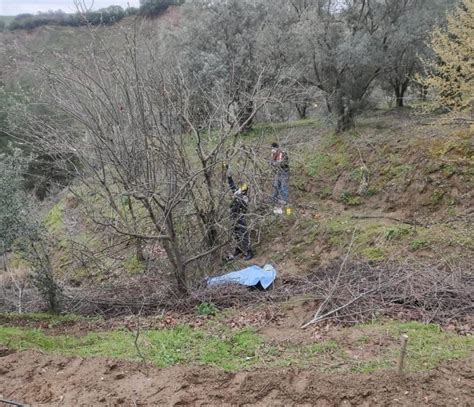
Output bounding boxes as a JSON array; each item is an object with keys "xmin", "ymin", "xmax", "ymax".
[
  {"xmin": 124, "ymin": 255, "xmax": 145, "ymax": 275},
  {"xmin": 44, "ymin": 203, "xmax": 65, "ymax": 234},
  {"xmin": 340, "ymin": 192, "xmax": 362, "ymax": 206},
  {"xmin": 361, "ymin": 247, "xmax": 385, "ymax": 261}
]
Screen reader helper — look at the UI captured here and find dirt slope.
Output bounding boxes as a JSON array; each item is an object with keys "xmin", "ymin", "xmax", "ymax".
[{"xmin": 1, "ymin": 349, "xmax": 472, "ymax": 406}]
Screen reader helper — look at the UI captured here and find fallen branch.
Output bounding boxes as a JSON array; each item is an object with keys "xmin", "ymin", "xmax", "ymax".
[
  {"xmin": 0, "ymin": 399, "xmax": 31, "ymax": 407},
  {"xmin": 301, "ymin": 287, "xmax": 379, "ymax": 328},
  {"xmin": 301, "ymin": 231, "xmax": 356, "ymax": 329}
]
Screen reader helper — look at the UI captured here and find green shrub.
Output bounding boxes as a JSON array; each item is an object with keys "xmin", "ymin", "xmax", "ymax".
[
  {"xmin": 384, "ymin": 226, "xmax": 411, "ymax": 241},
  {"xmin": 196, "ymin": 302, "xmax": 218, "ymax": 316},
  {"xmin": 340, "ymin": 192, "xmax": 362, "ymax": 206},
  {"xmin": 410, "ymin": 239, "xmax": 429, "ymax": 251},
  {"xmin": 124, "ymin": 255, "xmax": 145, "ymax": 275}
]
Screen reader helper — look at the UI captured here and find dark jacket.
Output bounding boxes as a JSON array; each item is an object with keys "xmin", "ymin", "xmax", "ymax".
[{"xmin": 228, "ymin": 176, "xmax": 248, "ymax": 220}]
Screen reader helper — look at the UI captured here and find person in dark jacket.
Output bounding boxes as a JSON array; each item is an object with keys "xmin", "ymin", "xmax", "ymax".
[{"xmin": 226, "ymin": 169, "xmax": 253, "ymax": 261}]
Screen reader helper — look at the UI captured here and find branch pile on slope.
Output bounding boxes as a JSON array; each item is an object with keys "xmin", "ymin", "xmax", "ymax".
[
  {"xmin": 300, "ymin": 260, "xmax": 473, "ymax": 328},
  {"xmin": 57, "ymin": 259, "xmax": 473, "ymax": 330}
]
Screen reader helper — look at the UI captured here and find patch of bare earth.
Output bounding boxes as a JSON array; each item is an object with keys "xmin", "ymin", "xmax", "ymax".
[{"xmin": 0, "ymin": 350, "xmax": 472, "ymax": 406}]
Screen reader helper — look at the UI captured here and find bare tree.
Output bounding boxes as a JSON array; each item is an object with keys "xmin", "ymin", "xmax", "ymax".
[{"xmin": 16, "ymin": 22, "xmax": 279, "ymax": 293}]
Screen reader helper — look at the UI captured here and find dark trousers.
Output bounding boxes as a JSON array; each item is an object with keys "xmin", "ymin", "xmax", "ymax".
[{"xmin": 233, "ymin": 218, "xmax": 250, "ymax": 254}]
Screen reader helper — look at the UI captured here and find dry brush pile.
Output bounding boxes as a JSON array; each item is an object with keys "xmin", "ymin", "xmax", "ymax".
[
  {"xmin": 1, "ymin": 255, "xmax": 472, "ymax": 334},
  {"xmin": 53, "ymin": 258, "xmax": 473, "ymax": 329}
]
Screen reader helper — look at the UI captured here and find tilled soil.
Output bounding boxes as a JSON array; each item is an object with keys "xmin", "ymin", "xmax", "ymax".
[{"xmin": 1, "ymin": 350, "xmax": 472, "ymax": 406}]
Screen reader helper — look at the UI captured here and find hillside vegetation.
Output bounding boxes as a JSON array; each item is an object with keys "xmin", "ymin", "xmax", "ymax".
[
  {"xmin": 2, "ymin": 110, "xmax": 471, "ymax": 319},
  {"xmin": 0, "ymin": 1, "xmax": 473, "ymax": 400},
  {"xmin": 0, "ymin": 1, "xmax": 472, "ymax": 405}
]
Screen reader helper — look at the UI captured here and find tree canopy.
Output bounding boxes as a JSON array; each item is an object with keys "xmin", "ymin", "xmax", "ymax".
[{"xmin": 423, "ymin": 0, "xmax": 473, "ymax": 112}]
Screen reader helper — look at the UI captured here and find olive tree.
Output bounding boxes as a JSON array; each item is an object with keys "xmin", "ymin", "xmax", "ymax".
[
  {"xmin": 173, "ymin": 0, "xmax": 279, "ymax": 130},
  {"xmin": 0, "ymin": 150, "xmax": 61, "ymax": 313},
  {"xmin": 423, "ymin": 0, "xmax": 473, "ymax": 112},
  {"xmin": 0, "ymin": 150, "xmax": 31, "ymax": 255},
  {"xmin": 378, "ymin": 0, "xmax": 457, "ymax": 107},
  {"xmin": 265, "ymin": 0, "xmax": 458, "ymax": 130}
]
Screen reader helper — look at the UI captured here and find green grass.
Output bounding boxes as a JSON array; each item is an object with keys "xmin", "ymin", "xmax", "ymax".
[
  {"xmin": 0, "ymin": 319, "xmax": 471, "ymax": 373},
  {"xmin": 410, "ymin": 239, "xmax": 430, "ymax": 251},
  {"xmin": 0, "ymin": 312, "xmax": 89, "ymax": 324},
  {"xmin": 340, "ymin": 192, "xmax": 363, "ymax": 206},
  {"xmin": 384, "ymin": 226, "xmax": 412, "ymax": 241},
  {"xmin": 240, "ymin": 118, "xmax": 321, "ymax": 142},
  {"xmin": 360, "ymin": 247, "xmax": 386, "ymax": 261},
  {"xmin": 304, "ymin": 339, "xmax": 340, "ymax": 356},
  {"xmin": 253, "ymin": 118, "xmax": 321, "ymax": 132},
  {"xmin": 124, "ymin": 255, "xmax": 145, "ymax": 275},
  {"xmin": 0, "ymin": 324, "xmax": 263, "ymax": 371},
  {"xmin": 350, "ymin": 321, "xmax": 474, "ymax": 373},
  {"xmin": 289, "ymin": 208, "xmax": 472, "ymax": 264},
  {"xmin": 386, "ymin": 322, "xmax": 473, "ymax": 371},
  {"xmin": 44, "ymin": 202, "xmax": 65, "ymax": 234},
  {"xmin": 196, "ymin": 302, "xmax": 219, "ymax": 316}
]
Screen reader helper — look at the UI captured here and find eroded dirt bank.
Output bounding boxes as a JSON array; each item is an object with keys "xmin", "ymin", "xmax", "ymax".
[{"xmin": 1, "ymin": 349, "xmax": 472, "ymax": 406}]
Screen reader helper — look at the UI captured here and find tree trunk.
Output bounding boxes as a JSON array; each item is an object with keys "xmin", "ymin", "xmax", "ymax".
[
  {"xmin": 205, "ymin": 224, "xmax": 218, "ymax": 248},
  {"xmin": 295, "ymin": 102, "xmax": 308, "ymax": 119},
  {"xmin": 331, "ymin": 91, "xmax": 354, "ymax": 133},
  {"xmin": 127, "ymin": 199, "xmax": 145, "ymax": 262},
  {"xmin": 162, "ymin": 238, "xmax": 188, "ymax": 294},
  {"xmin": 136, "ymin": 240, "xmax": 145, "ymax": 262},
  {"xmin": 394, "ymin": 80, "xmax": 409, "ymax": 108},
  {"xmin": 395, "ymin": 87, "xmax": 404, "ymax": 107},
  {"xmin": 336, "ymin": 109, "xmax": 354, "ymax": 133},
  {"xmin": 142, "ymin": 199, "xmax": 188, "ymax": 294},
  {"xmin": 165, "ymin": 216, "xmax": 188, "ymax": 294},
  {"xmin": 325, "ymin": 95, "xmax": 332, "ymax": 113}
]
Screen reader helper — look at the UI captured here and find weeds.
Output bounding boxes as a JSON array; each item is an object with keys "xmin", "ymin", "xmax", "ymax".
[
  {"xmin": 410, "ymin": 239, "xmax": 430, "ymax": 251},
  {"xmin": 0, "ymin": 324, "xmax": 263, "ymax": 371},
  {"xmin": 340, "ymin": 192, "xmax": 362, "ymax": 206},
  {"xmin": 0, "ymin": 312, "xmax": 89, "ymax": 324},
  {"xmin": 360, "ymin": 247, "xmax": 385, "ymax": 261},
  {"xmin": 44, "ymin": 203, "xmax": 65, "ymax": 234},
  {"xmin": 124, "ymin": 255, "xmax": 145, "ymax": 275},
  {"xmin": 384, "ymin": 226, "xmax": 411, "ymax": 241},
  {"xmin": 0, "ymin": 319, "xmax": 471, "ymax": 373},
  {"xmin": 196, "ymin": 302, "xmax": 218, "ymax": 316}
]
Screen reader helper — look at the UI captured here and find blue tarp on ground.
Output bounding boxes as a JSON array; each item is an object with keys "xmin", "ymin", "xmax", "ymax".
[{"xmin": 207, "ymin": 264, "xmax": 277, "ymax": 290}]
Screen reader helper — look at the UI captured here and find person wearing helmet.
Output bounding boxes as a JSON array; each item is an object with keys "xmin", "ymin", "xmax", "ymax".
[
  {"xmin": 226, "ymin": 168, "xmax": 253, "ymax": 261},
  {"xmin": 270, "ymin": 142, "xmax": 289, "ymax": 205}
]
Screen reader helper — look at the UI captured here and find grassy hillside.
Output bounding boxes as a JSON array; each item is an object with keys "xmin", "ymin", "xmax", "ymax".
[
  {"xmin": 0, "ymin": 13, "xmax": 472, "ymax": 315},
  {"xmin": 255, "ymin": 111, "xmax": 473, "ymax": 272},
  {"xmin": 0, "ymin": 10, "xmax": 471, "ymax": 406},
  {"xmin": 26, "ymin": 110, "xmax": 472, "ymax": 292}
]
